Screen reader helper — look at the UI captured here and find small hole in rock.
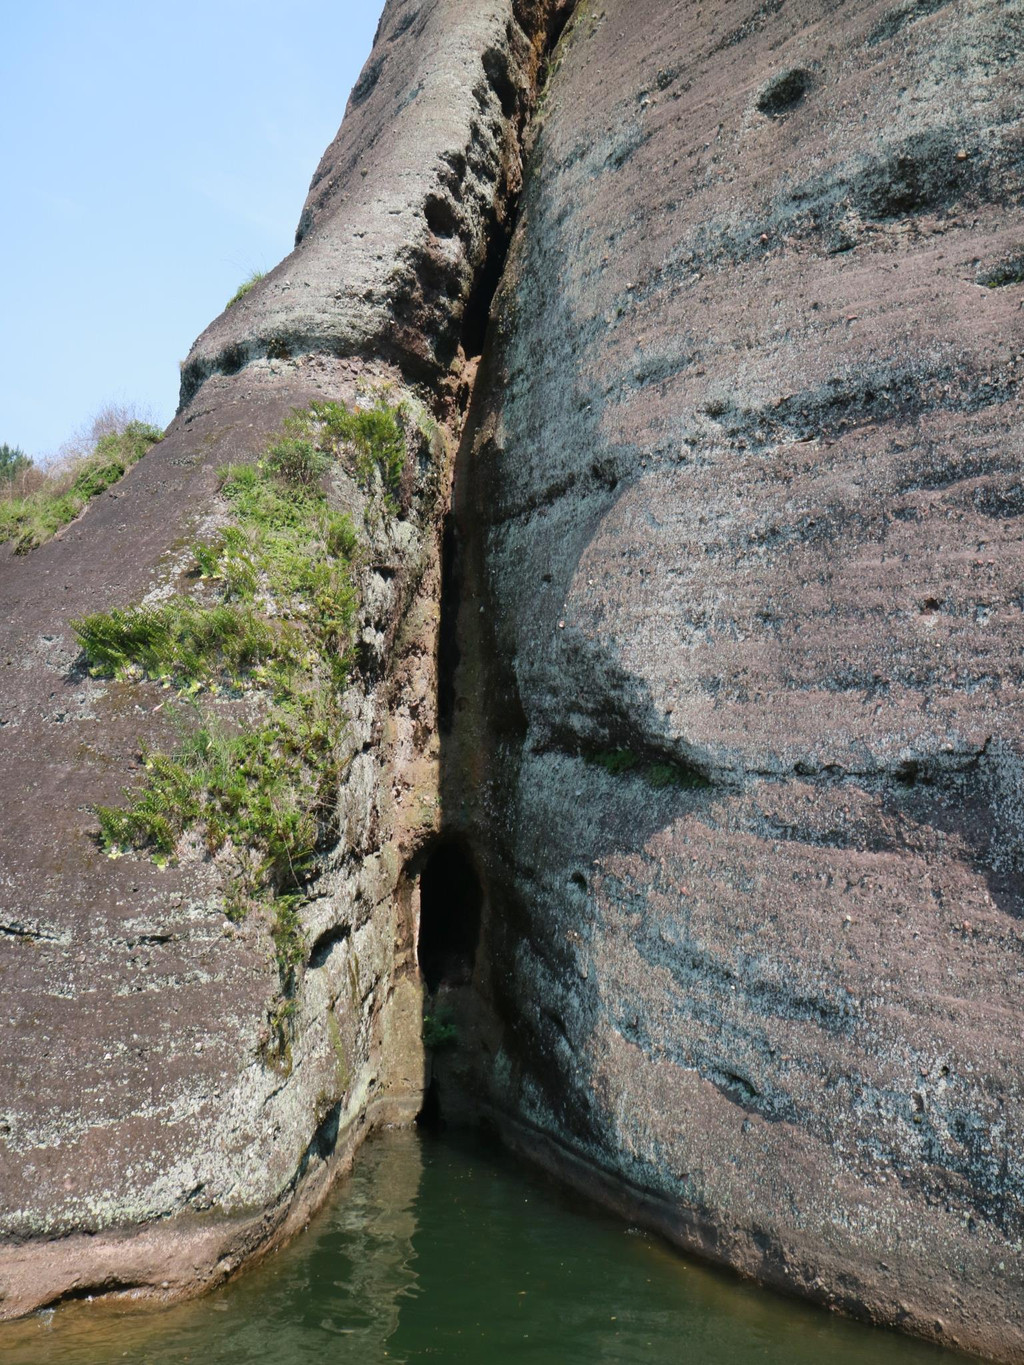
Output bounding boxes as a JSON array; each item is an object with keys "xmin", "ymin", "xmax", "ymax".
[
  {"xmin": 756, "ymin": 67, "xmax": 812, "ymax": 117},
  {"xmin": 424, "ymin": 194, "xmax": 459, "ymax": 239}
]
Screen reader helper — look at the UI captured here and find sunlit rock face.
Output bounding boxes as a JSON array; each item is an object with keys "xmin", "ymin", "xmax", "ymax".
[
  {"xmin": 444, "ymin": 1, "xmax": 1024, "ymax": 1360},
  {"xmin": 0, "ymin": 0, "xmax": 568, "ymax": 1320}
]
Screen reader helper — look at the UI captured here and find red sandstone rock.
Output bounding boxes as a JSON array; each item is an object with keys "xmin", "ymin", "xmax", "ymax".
[
  {"xmin": 443, "ymin": 1, "xmax": 1024, "ymax": 1360},
  {"xmin": 0, "ymin": 0, "xmax": 564, "ymax": 1321},
  {"xmin": 2, "ymin": 0, "xmax": 1023, "ymax": 1358}
]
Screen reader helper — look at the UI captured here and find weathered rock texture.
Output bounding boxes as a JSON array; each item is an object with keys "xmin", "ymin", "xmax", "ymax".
[
  {"xmin": 440, "ymin": 0, "xmax": 1024, "ymax": 1361},
  {"xmin": 2, "ymin": 0, "xmax": 1024, "ymax": 1357},
  {"xmin": 0, "ymin": 0, "xmax": 567, "ymax": 1319}
]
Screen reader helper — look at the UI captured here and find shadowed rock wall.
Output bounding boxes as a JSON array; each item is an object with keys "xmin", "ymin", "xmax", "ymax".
[
  {"xmin": 441, "ymin": 0, "xmax": 1024, "ymax": 1360},
  {"xmin": 0, "ymin": 0, "xmax": 567, "ymax": 1318}
]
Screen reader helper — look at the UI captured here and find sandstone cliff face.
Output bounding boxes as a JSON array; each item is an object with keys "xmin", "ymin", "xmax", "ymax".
[
  {"xmin": 2, "ymin": 0, "xmax": 1023, "ymax": 1356},
  {"xmin": 442, "ymin": 0, "xmax": 1024, "ymax": 1360},
  {"xmin": 0, "ymin": 0, "xmax": 565, "ymax": 1317}
]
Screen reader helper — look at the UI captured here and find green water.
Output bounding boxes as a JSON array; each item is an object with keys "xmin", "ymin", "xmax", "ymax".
[{"xmin": 0, "ymin": 1128, "xmax": 977, "ymax": 1364}]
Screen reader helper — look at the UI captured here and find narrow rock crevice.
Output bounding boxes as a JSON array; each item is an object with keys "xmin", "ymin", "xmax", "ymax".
[{"xmin": 436, "ymin": 513, "xmax": 462, "ymax": 735}]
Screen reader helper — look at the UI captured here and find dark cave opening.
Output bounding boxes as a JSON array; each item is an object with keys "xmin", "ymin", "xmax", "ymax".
[{"xmin": 417, "ymin": 839, "xmax": 482, "ymax": 994}]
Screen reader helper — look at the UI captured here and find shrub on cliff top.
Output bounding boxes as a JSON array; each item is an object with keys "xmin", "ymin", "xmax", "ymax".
[
  {"xmin": 0, "ymin": 417, "xmax": 163, "ymax": 552},
  {"xmin": 0, "ymin": 443, "xmax": 31, "ymax": 484}
]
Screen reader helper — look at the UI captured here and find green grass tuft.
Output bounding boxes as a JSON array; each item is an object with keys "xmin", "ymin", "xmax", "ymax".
[
  {"xmin": 226, "ymin": 269, "xmax": 265, "ymax": 308},
  {"xmin": 0, "ymin": 421, "xmax": 163, "ymax": 552},
  {"xmin": 265, "ymin": 437, "xmax": 331, "ymax": 488},
  {"xmin": 73, "ymin": 400, "xmax": 409, "ymax": 992},
  {"xmin": 423, "ymin": 1007, "xmax": 459, "ymax": 1051},
  {"xmin": 96, "ymin": 709, "xmax": 339, "ymax": 887},
  {"xmin": 74, "ymin": 600, "xmax": 295, "ymax": 689},
  {"xmin": 301, "ymin": 399, "xmax": 407, "ymax": 510}
]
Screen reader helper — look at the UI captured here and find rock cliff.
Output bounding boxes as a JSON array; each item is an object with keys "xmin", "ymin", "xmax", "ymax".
[
  {"xmin": 0, "ymin": 0, "xmax": 567, "ymax": 1318},
  {"xmin": 2, "ymin": 0, "xmax": 1023, "ymax": 1359},
  {"xmin": 440, "ymin": 0, "xmax": 1024, "ymax": 1359}
]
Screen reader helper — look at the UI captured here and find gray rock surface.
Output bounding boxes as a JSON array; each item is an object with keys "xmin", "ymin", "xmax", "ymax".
[{"xmin": 441, "ymin": 0, "xmax": 1024, "ymax": 1360}]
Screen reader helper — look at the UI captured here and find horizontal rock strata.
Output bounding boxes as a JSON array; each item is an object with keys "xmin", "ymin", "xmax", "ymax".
[
  {"xmin": 441, "ymin": 0, "xmax": 1024, "ymax": 1360},
  {"xmin": 3, "ymin": 0, "xmax": 1023, "ymax": 1355}
]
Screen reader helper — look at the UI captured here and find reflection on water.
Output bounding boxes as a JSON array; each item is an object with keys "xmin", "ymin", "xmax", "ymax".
[
  {"xmin": 0, "ymin": 1127, "xmax": 978, "ymax": 1364},
  {"xmin": 0, "ymin": 1130, "xmax": 423, "ymax": 1365}
]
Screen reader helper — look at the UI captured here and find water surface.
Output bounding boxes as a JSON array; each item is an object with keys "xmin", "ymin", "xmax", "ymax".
[{"xmin": 0, "ymin": 1127, "xmax": 979, "ymax": 1364}]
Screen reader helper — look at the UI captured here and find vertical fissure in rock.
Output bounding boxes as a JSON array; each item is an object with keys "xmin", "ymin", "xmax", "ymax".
[
  {"xmin": 436, "ymin": 513, "xmax": 462, "ymax": 735},
  {"xmin": 453, "ymin": 0, "xmax": 577, "ymax": 371},
  {"xmin": 413, "ymin": 10, "xmax": 586, "ymax": 1101},
  {"xmin": 430, "ymin": 7, "xmax": 577, "ymax": 730},
  {"xmin": 432, "ymin": 0, "xmax": 577, "ymax": 781}
]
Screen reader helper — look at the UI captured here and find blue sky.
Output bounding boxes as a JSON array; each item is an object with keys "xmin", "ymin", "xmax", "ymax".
[{"xmin": 0, "ymin": 1, "xmax": 384, "ymax": 458}]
